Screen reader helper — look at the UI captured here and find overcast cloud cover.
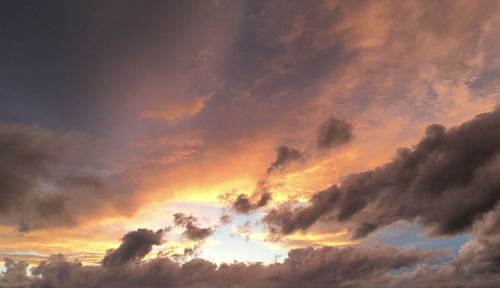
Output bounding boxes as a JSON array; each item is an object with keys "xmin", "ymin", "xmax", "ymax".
[{"xmin": 1, "ymin": 0, "xmax": 500, "ymax": 287}]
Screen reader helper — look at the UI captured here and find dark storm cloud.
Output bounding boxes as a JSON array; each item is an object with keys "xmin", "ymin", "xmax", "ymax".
[
  {"xmin": 3, "ymin": 244, "xmax": 436, "ymax": 288},
  {"xmin": 102, "ymin": 229, "xmax": 163, "ymax": 268},
  {"xmin": 317, "ymin": 117, "xmax": 353, "ymax": 149},
  {"xmin": 173, "ymin": 213, "xmax": 214, "ymax": 241},
  {"xmin": 264, "ymin": 109, "xmax": 500, "ymax": 239}
]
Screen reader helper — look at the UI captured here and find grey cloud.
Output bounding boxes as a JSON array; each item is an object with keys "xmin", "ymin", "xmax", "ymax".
[
  {"xmin": 317, "ymin": 117, "xmax": 353, "ymax": 149},
  {"xmin": 264, "ymin": 109, "xmax": 500, "ymax": 239},
  {"xmin": 102, "ymin": 229, "xmax": 163, "ymax": 269},
  {"xmin": 173, "ymin": 213, "xmax": 214, "ymax": 241},
  {"xmin": 267, "ymin": 146, "xmax": 304, "ymax": 174},
  {"xmin": 0, "ymin": 258, "xmax": 30, "ymax": 288},
  {"xmin": 264, "ymin": 186, "xmax": 341, "ymax": 236},
  {"xmin": 0, "ymin": 123, "xmax": 114, "ymax": 231},
  {"xmin": 226, "ymin": 116, "xmax": 352, "ymax": 215},
  {"xmin": 391, "ymin": 206, "xmax": 500, "ymax": 288},
  {"xmin": 0, "ymin": 123, "xmax": 144, "ymax": 232},
  {"xmin": 5, "ymin": 244, "xmax": 436, "ymax": 288},
  {"xmin": 449, "ymin": 205, "xmax": 500, "ymax": 276},
  {"xmin": 229, "ymin": 191, "xmax": 272, "ymax": 214},
  {"xmin": 225, "ymin": 145, "xmax": 301, "ymax": 215}
]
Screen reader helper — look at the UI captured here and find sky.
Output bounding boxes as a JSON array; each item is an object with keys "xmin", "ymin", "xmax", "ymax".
[{"xmin": 1, "ymin": 0, "xmax": 500, "ymax": 287}]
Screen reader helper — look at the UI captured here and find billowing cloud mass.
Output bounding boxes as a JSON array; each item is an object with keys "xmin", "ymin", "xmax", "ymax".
[
  {"xmin": 264, "ymin": 109, "xmax": 500, "ymax": 239},
  {"xmin": 173, "ymin": 213, "xmax": 214, "ymax": 241},
  {"xmin": 0, "ymin": 258, "xmax": 30, "ymax": 287},
  {"xmin": 393, "ymin": 205, "xmax": 500, "ymax": 287},
  {"xmin": 1, "ymin": 237, "xmax": 438, "ymax": 288}
]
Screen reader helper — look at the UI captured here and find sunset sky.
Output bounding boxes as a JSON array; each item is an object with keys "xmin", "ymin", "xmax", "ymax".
[{"xmin": 1, "ymin": 1, "xmax": 500, "ymax": 287}]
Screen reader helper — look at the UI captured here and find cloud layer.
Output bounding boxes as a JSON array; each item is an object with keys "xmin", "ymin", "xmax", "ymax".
[
  {"xmin": 264, "ymin": 108, "xmax": 500, "ymax": 239},
  {"xmin": 1, "ymin": 238, "xmax": 437, "ymax": 288}
]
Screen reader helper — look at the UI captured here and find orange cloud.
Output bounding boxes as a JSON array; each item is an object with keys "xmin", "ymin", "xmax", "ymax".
[{"xmin": 140, "ymin": 94, "xmax": 212, "ymax": 121}]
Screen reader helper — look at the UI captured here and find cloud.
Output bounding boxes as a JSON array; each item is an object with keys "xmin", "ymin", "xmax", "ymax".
[
  {"xmin": 3, "ymin": 243, "xmax": 437, "ymax": 288},
  {"xmin": 267, "ymin": 146, "xmax": 304, "ymax": 174},
  {"xmin": 264, "ymin": 185, "xmax": 341, "ymax": 236},
  {"xmin": 391, "ymin": 205, "xmax": 500, "ymax": 287},
  {"xmin": 224, "ymin": 191, "xmax": 271, "ymax": 215},
  {"xmin": 224, "ymin": 116, "xmax": 352, "ymax": 215},
  {"xmin": 140, "ymin": 94, "xmax": 212, "ymax": 121},
  {"xmin": 102, "ymin": 229, "xmax": 164, "ymax": 269},
  {"xmin": 222, "ymin": 145, "xmax": 302, "ymax": 215},
  {"xmin": 0, "ymin": 123, "xmax": 123, "ymax": 231},
  {"xmin": 0, "ymin": 257, "xmax": 30, "ymax": 287},
  {"xmin": 264, "ymin": 108, "xmax": 500, "ymax": 239},
  {"xmin": 317, "ymin": 117, "xmax": 353, "ymax": 149},
  {"xmin": 173, "ymin": 213, "xmax": 214, "ymax": 241}
]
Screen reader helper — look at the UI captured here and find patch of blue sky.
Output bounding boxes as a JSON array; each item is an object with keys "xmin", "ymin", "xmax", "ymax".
[
  {"xmin": 360, "ymin": 222, "xmax": 470, "ymax": 254},
  {"xmin": 200, "ymin": 212, "xmax": 287, "ymax": 265},
  {"xmin": 157, "ymin": 201, "xmax": 287, "ymax": 264}
]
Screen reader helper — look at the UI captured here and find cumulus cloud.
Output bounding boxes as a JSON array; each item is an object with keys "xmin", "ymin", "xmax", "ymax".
[
  {"xmin": 317, "ymin": 117, "xmax": 353, "ymax": 149},
  {"xmin": 2, "ymin": 221, "xmax": 499, "ymax": 288},
  {"xmin": 102, "ymin": 229, "xmax": 164, "ymax": 268},
  {"xmin": 264, "ymin": 109, "xmax": 500, "ymax": 239},
  {"xmin": 173, "ymin": 213, "xmax": 214, "ymax": 241},
  {"xmin": 2, "ymin": 243, "xmax": 437, "ymax": 288},
  {"xmin": 0, "ymin": 258, "xmax": 30, "ymax": 287}
]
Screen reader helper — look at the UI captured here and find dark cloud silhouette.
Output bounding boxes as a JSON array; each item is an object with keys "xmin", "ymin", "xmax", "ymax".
[
  {"xmin": 267, "ymin": 146, "xmax": 304, "ymax": 174},
  {"xmin": 265, "ymin": 186, "xmax": 341, "ymax": 236},
  {"xmin": 102, "ymin": 229, "xmax": 163, "ymax": 268},
  {"xmin": 224, "ymin": 145, "xmax": 298, "ymax": 214},
  {"xmin": 229, "ymin": 191, "xmax": 272, "ymax": 214},
  {"xmin": 4, "ymin": 244, "xmax": 437, "ymax": 288},
  {"xmin": 173, "ymin": 213, "xmax": 214, "ymax": 241},
  {"xmin": 264, "ymin": 109, "xmax": 500, "ymax": 239},
  {"xmin": 226, "ymin": 116, "xmax": 352, "ymax": 215},
  {"xmin": 317, "ymin": 117, "xmax": 353, "ymax": 149}
]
